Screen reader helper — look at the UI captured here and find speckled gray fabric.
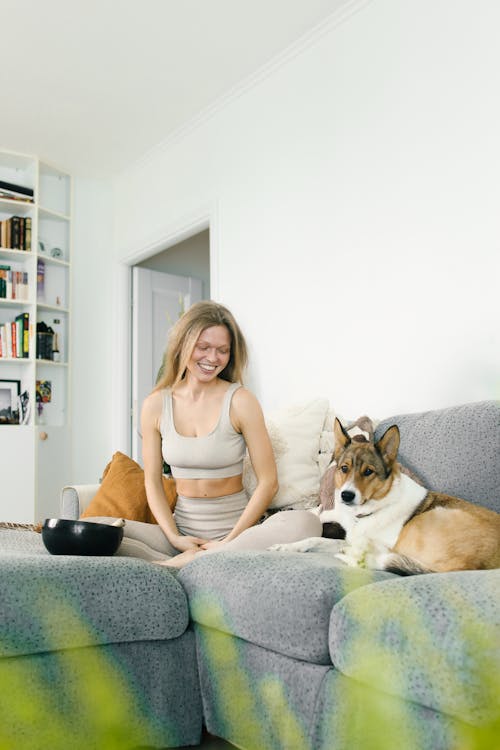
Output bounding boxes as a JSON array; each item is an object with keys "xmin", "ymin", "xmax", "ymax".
[
  {"xmin": 329, "ymin": 569, "xmax": 500, "ymax": 725},
  {"xmin": 179, "ymin": 549, "xmax": 393, "ymax": 665},
  {"xmin": 195, "ymin": 625, "xmax": 331, "ymax": 750},
  {"xmin": 310, "ymin": 668, "xmax": 468, "ymax": 750},
  {"xmin": 0, "ymin": 634, "xmax": 202, "ymax": 750},
  {"xmin": 0, "ymin": 529, "xmax": 188, "ymax": 657},
  {"xmin": 374, "ymin": 400, "xmax": 500, "ymax": 510},
  {"xmin": 196, "ymin": 626, "xmax": 473, "ymax": 750}
]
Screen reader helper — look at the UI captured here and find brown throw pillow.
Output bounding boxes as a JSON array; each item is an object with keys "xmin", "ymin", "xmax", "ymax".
[{"xmin": 80, "ymin": 451, "xmax": 176, "ymax": 524}]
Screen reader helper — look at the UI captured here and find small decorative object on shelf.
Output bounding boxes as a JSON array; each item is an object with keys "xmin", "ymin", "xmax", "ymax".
[
  {"xmin": 37, "ymin": 258, "xmax": 45, "ymax": 299},
  {"xmin": 36, "ymin": 321, "xmax": 54, "ymax": 360},
  {"xmin": 36, "ymin": 379, "xmax": 52, "ymax": 423},
  {"xmin": 18, "ymin": 389, "xmax": 30, "ymax": 425},
  {"xmin": 52, "ymin": 333, "xmax": 60, "ymax": 362}
]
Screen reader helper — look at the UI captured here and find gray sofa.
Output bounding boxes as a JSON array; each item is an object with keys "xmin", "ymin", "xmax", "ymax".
[
  {"xmin": 1, "ymin": 400, "xmax": 498, "ymax": 750},
  {"xmin": 0, "ymin": 529, "xmax": 203, "ymax": 749},
  {"xmin": 177, "ymin": 400, "xmax": 500, "ymax": 750}
]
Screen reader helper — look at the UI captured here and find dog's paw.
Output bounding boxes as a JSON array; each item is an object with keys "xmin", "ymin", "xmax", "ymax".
[
  {"xmin": 335, "ymin": 546, "xmax": 366, "ymax": 568},
  {"xmin": 269, "ymin": 541, "xmax": 308, "ymax": 553},
  {"xmin": 270, "ymin": 537, "xmax": 324, "ymax": 553},
  {"xmin": 335, "ymin": 550, "xmax": 359, "ymax": 568}
]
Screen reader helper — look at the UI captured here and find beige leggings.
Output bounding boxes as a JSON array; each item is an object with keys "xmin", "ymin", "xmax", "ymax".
[
  {"xmin": 164, "ymin": 508, "xmax": 322, "ymax": 559},
  {"xmin": 218, "ymin": 509, "xmax": 322, "ymax": 552},
  {"xmin": 115, "ymin": 507, "xmax": 322, "ymax": 561},
  {"xmin": 173, "ymin": 491, "xmax": 322, "ymax": 556}
]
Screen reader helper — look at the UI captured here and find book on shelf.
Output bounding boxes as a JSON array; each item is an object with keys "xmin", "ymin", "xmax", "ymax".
[
  {"xmin": 10, "ymin": 320, "xmax": 17, "ymax": 357},
  {"xmin": 0, "ymin": 320, "xmax": 11, "ymax": 358},
  {"xmin": 0, "ymin": 311, "xmax": 30, "ymax": 359},
  {"xmin": 25, "ymin": 217, "xmax": 32, "ymax": 251},
  {"xmin": 0, "ymin": 265, "xmax": 9, "ymax": 297},
  {"xmin": 0, "ymin": 266, "xmax": 29, "ymax": 300},
  {"xmin": 0, "ymin": 216, "xmax": 32, "ymax": 251},
  {"xmin": 16, "ymin": 312, "xmax": 29, "ymax": 358},
  {"xmin": 0, "ymin": 179, "xmax": 34, "ymax": 202}
]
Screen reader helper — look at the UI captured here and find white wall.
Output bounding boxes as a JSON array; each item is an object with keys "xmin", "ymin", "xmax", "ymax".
[
  {"xmin": 106, "ymin": 0, "xmax": 500, "ymax": 466},
  {"xmin": 72, "ymin": 178, "xmax": 116, "ymax": 481}
]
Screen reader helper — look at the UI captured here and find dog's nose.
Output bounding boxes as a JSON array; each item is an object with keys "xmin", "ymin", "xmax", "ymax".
[{"xmin": 341, "ymin": 490, "xmax": 356, "ymax": 504}]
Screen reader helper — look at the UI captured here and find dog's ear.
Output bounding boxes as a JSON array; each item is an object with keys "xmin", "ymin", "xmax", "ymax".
[
  {"xmin": 333, "ymin": 418, "xmax": 351, "ymax": 460},
  {"xmin": 375, "ymin": 425, "xmax": 400, "ymax": 468}
]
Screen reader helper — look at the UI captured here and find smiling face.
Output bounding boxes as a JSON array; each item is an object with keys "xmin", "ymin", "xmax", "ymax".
[{"xmin": 186, "ymin": 325, "xmax": 231, "ymax": 383}]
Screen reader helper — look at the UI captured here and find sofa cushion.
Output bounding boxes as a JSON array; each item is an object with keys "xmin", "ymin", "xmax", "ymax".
[
  {"xmin": 374, "ymin": 400, "xmax": 500, "ymax": 512},
  {"xmin": 329, "ymin": 570, "xmax": 500, "ymax": 726},
  {"xmin": 0, "ymin": 529, "xmax": 188, "ymax": 657},
  {"xmin": 243, "ymin": 399, "xmax": 329, "ymax": 509},
  {"xmin": 80, "ymin": 451, "xmax": 177, "ymax": 523},
  {"xmin": 178, "ymin": 550, "xmax": 393, "ymax": 665}
]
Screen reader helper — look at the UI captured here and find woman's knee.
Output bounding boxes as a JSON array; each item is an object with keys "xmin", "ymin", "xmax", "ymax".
[{"xmin": 263, "ymin": 508, "xmax": 322, "ymax": 536}]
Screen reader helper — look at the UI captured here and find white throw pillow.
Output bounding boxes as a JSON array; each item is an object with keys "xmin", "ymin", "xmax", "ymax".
[{"xmin": 243, "ymin": 398, "xmax": 330, "ymax": 509}]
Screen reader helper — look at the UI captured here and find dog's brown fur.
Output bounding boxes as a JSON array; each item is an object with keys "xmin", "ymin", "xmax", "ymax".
[{"xmin": 333, "ymin": 419, "xmax": 500, "ymax": 573}]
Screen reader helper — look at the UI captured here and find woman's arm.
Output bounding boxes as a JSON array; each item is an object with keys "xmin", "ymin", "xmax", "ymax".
[
  {"xmin": 141, "ymin": 391, "xmax": 208, "ymax": 552},
  {"xmin": 202, "ymin": 388, "xmax": 278, "ymax": 549}
]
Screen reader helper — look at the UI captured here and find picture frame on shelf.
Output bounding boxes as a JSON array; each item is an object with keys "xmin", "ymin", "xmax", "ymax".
[{"xmin": 0, "ymin": 378, "xmax": 20, "ymax": 424}]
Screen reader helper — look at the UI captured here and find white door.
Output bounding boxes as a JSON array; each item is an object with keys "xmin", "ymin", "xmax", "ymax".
[{"xmin": 131, "ymin": 268, "xmax": 202, "ymax": 463}]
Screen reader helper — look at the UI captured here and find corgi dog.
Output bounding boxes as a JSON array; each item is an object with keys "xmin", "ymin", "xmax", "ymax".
[{"xmin": 272, "ymin": 418, "xmax": 500, "ymax": 574}]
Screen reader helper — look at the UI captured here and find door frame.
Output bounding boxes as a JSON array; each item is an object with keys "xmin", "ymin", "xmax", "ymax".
[{"xmin": 111, "ymin": 203, "xmax": 219, "ymax": 455}]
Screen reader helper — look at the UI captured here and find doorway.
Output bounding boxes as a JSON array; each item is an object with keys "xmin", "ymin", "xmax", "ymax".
[
  {"xmin": 135, "ymin": 229, "xmax": 210, "ymax": 298},
  {"xmin": 130, "ymin": 229, "xmax": 210, "ymax": 463}
]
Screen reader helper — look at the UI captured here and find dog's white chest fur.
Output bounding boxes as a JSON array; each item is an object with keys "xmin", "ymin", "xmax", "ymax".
[
  {"xmin": 343, "ymin": 473, "xmax": 427, "ymax": 547},
  {"xmin": 272, "ymin": 474, "xmax": 428, "ymax": 568}
]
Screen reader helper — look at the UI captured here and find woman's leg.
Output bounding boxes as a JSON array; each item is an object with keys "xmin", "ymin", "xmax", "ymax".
[
  {"xmin": 221, "ymin": 510, "xmax": 322, "ymax": 552},
  {"xmin": 157, "ymin": 510, "xmax": 322, "ymax": 567},
  {"xmin": 82, "ymin": 517, "xmax": 180, "ymax": 562}
]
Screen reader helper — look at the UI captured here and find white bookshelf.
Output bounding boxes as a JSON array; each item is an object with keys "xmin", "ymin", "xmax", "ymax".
[{"xmin": 0, "ymin": 148, "xmax": 72, "ymax": 522}]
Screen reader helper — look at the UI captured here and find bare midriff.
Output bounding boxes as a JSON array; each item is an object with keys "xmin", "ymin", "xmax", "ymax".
[{"xmin": 175, "ymin": 474, "xmax": 244, "ymax": 499}]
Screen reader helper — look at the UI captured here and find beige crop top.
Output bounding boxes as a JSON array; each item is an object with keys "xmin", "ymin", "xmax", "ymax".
[{"xmin": 160, "ymin": 383, "xmax": 246, "ymax": 480}]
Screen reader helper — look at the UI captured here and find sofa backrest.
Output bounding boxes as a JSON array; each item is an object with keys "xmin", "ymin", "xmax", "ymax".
[{"xmin": 374, "ymin": 400, "xmax": 500, "ymax": 512}]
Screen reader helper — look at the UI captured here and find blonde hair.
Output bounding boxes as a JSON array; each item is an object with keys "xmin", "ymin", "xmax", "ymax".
[{"xmin": 155, "ymin": 301, "xmax": 248, "ymax": 390}]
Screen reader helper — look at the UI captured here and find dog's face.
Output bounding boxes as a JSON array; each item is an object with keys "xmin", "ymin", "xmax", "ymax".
[{"xmin": 333, "ymin": 418, "xmax": 400, "ymax": 511}]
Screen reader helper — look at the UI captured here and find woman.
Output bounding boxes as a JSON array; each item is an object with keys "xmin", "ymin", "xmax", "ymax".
[{"xmin": 141, "ymin": 300, "xmax": 321, "ymax": 568}]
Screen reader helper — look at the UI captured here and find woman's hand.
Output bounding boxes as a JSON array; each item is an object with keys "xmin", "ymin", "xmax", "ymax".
[
  {"xmin": 170, "ymin": 534, "xmax": 209, "ymax": 552},
  {"xmin": 200, "ymin": 539, "xmax": 227, "ymax": 552}
]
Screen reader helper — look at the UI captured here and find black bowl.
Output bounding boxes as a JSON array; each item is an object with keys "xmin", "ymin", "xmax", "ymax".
[{"xmin": 42, "ymin": 518, "xmax": 124, "ymax": 556}]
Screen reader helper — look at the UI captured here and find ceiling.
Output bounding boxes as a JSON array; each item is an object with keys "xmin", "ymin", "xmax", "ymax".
[{"xmin": 1, "ymin": 0, "xmax": 353, "ymax": 178}]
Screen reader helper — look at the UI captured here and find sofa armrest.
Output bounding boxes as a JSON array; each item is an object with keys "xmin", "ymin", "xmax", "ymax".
[
  {"xmin": 329, "ymin": 569, "xmax": 500, "ymax": 726},
  {"xmin": 60, "ymin": 484, "xmax": 100, "ymax": 519}
]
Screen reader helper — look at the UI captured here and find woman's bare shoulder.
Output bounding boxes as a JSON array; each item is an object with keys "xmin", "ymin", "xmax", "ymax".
[
  {"xmin": 142, "ymin": 388, "xmax": 165, "ymax": 418},
  {"xmin": 231, "ymin": 386, "xmax": 264, "ymax": 423}
]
